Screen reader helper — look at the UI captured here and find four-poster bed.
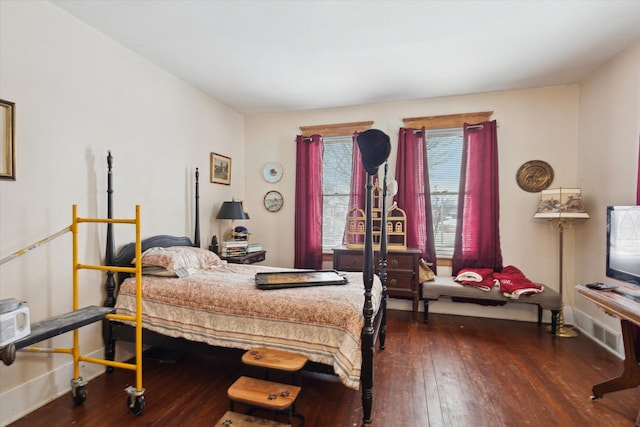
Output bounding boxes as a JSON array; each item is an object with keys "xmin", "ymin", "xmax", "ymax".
[{"xmin": 103, "ymin": 130, "xmax": 391, "ymax": 425}]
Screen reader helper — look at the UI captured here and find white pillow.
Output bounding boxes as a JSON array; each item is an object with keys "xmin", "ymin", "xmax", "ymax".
[{"xmin": 137, "ymin": 246, "xmax": 223, "ymax": 277}]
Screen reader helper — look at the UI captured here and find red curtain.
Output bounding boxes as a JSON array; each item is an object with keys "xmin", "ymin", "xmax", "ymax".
[
  {"xmin": 452, "ymin": 120, "xmax": 503, "ymax": 275},
  {"xmin": 635, "ymin": 134, "xmax": 640, "ymax": 358},
  {"xmin": 294, "ymin": 134, "xmax": 324, "ymax": 269},
  {"xmin": 395, "ymin": 127, "xmax": 437, "ymax": 271},
  {"xmin": 637, "ymin": 134, "xmax": 640, "ymax": 205}
]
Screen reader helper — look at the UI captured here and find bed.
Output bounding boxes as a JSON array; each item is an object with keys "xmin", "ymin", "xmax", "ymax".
[
  {"xmin": 102, "ymin": 129, "xmax": 391, "ymax": 426},
  {"xmin": 111, "ymin": 243, "xmax": 381, "ymax": 390}
]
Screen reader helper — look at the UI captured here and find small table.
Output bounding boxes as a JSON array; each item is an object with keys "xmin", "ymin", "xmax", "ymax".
[
  {"xmin": 577, "ymin": 283, "xmax": 640, "ymax": 424},
  {"xmin": 222, "ymin": 250, "xmax": 266, "ymax": 264}
]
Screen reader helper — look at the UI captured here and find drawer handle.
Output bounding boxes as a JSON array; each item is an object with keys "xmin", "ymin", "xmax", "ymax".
[
  {"xmin": 389, "ymin": 279, "xmax": 397, "ymax": 286},
  {"xmin": 390, "ymin": 259, "xmax": 399, "ymax": 267}
]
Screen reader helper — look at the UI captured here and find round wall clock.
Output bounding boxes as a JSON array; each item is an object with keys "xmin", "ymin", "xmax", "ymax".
[
  {"xmin": 262, "ymin": 161, "xmax": 283, "ymax": 183},
  {"xmin": 263, "ymin": 190, "xmax": 284, "ymax": 212},
  {"xmin": 516, "ymin": 160, "xmax": 554, "ymax": 193}
]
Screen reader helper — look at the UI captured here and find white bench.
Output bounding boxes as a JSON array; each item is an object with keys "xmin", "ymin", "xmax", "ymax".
[{"xmin": 421, "ymin": 276, "xmax": 562, "ymax": 335}]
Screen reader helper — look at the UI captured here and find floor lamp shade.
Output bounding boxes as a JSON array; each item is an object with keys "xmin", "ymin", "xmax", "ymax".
[{"xmin": 533, "ymin": 188, "xmax": 589, "ymax": 220}]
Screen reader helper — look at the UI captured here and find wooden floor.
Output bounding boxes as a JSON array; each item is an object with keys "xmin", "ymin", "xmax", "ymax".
[{"xmin": 9, "ymin": 310, "xmax": 640, "ymax": 427}]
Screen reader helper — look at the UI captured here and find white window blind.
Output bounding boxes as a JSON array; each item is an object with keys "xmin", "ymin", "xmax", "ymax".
[{"xmin": 426, "ymin": 128, "xmax": 463, "ymax": 257}]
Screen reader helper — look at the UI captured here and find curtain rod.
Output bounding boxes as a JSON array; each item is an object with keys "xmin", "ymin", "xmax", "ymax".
[{"xmin": 412, "ymin": 123, "xmax": 493, "ymax": 135}]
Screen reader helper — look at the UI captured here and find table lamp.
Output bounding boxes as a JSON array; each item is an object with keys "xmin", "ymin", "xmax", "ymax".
[{"xmin": 216, "ymin": 200, "xmax": 249, "ymax": 241}]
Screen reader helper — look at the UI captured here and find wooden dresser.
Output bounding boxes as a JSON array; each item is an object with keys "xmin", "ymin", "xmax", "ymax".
[{"xmin": 333, "ymin": 246, "xmax": 421, "ymax": 319}]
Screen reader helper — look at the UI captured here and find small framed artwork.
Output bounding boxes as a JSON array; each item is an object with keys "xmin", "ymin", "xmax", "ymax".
[
  {"xmin": 210, "ymin": 152, "xmax": 231, "ymax": 185},
  {"xmin": 0, "ymin": 99, "xmax": 15, "ymax": 181}
]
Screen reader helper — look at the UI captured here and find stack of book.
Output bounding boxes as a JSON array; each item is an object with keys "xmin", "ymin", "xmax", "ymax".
[
  {"xmin": 247, "ymin": 243, "xmax": 263, "ymax": 253},
  {"xmin": 221, "ymin": 240, "xmax": 248, "ymax": 257}
]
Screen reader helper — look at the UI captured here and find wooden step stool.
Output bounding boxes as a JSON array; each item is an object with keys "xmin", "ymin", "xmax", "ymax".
[
  {"xmin": 215, "ymin": 410, "xmax": 291, "ymax": 427},
  {"xmin": 242, "ymin": 348, "xmax": 307, "ymax": 384},
  {"xmin": 227, "ymin": 376, "xmax": 304, "ymax": 426}
]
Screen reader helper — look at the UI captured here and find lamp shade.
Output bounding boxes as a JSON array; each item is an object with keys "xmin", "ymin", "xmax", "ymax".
[
  {"xmin": 216, "ymin": 201, "xmax": 250, "ymax": 220},
  {"xmin": 533, "ymin": 188, "xmax": 589, "ymax": 219}
]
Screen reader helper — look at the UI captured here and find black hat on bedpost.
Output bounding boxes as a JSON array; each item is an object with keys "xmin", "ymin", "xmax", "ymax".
[{"xmin": 356, "ymin": 129, "xmax": 391, "ymax": 175}]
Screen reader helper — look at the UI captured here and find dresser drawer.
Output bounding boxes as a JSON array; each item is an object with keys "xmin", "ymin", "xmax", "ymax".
[
  {"xmin": 334, "ymin": 253, "xmax": 365, "ymax": 271},
  {"xmin": 386, "ymin": 273, "xmax": 415, "ymax": 291},
  {"xmin": 386, "ymin": 253, "xmax": 416, "ymax": 271}
]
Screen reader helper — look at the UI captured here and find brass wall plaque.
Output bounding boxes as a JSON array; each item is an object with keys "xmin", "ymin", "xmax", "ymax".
[{"xmin": 516, "ymin": 160, "xmax": 554, "ymax": 192}]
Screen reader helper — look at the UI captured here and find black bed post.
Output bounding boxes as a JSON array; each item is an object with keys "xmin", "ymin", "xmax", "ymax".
[
  {"xmin": 356, "ymin": 129, "xmax": 391, "ymax": 427},
  {"xmin": 103, "ymin": 151, "xmax": 117, "ymax": 369},
  {"xmin": 378, "ymin": 161, "xmax": 389, "ymax": 351},
  {"xmin": 194, "ymin": 167, "xmax": 201, "ymax": 248},
  {"xmin": 361, "ymin": 172, "xmax": 375, "ymax": 427}
]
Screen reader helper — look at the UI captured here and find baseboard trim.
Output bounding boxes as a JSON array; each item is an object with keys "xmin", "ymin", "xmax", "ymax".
[{"xmin": 0, "ymin": 345, "xmax": 135, "ymax": 426}]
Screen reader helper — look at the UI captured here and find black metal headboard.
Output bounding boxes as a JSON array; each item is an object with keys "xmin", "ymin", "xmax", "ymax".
[{"xmin": 103, "ymin": 153, "xmax": 201, "ymax": 299}]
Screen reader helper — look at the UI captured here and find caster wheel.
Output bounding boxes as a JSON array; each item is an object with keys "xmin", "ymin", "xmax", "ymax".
[
  {"xmin": 1, "ymin": 344, "xmax": 16, "ymax": 366},
  {"xmin": 72, "ymin": 385, "xmax": 87, "ymax": 405},
  {"xmin": 128, "ymin": 395, "xmax": 145, "ymax": 415},
  {"xmin": 590, "ymin": 395, "xmax": 599, "ymax": 401}
]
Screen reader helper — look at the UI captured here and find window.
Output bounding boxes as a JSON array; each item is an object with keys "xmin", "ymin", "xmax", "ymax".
[
  {"xmin": 426, "ymin": 128, "xmax": 463, "ymax": 257},
  {"xmin": 298, "ymin": 121, "xmax": 373, "ymax": 254},
  {"xmin": 322, "ymin": 136, "xmax": 353, "ymax": 250},
  {"xmin": 403, "ymin": 111, "xmax": 493, "ymax": 261}
]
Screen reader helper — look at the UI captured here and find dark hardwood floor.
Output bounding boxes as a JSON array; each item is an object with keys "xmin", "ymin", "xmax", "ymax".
[{"xmin": 9, "ymin": 310, "xmax": 640, "ymax": 427}]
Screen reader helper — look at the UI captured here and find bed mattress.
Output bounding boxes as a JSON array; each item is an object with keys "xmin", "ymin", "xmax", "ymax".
[{"xmin": 115, "ymin": 263, "xmax": 381, "ymax": 389}]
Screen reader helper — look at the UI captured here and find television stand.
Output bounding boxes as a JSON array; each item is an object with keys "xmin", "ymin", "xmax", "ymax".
[{"xmin": 577, "ymin": 284, "xmax": 640, "ymax": 412}]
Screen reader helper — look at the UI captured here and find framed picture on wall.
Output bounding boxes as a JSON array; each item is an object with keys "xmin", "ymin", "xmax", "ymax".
[
  {"xmin": 0, "ymin": 99, "xmax": 15, "ymax": 180},
  {"xmin": 210, "ymin": 152, "xmax": 231, "ymax": 185}
]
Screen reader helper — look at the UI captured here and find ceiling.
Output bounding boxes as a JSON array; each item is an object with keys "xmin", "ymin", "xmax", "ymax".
[{"xmin": 49, "ymin": 0, "xmax": 640, "ymax": 116}]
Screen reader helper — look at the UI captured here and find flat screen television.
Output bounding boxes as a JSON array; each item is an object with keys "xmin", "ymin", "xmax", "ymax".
[{"xmin": 606, "ymin": 205, "xmax": 640, "ymax": 286}]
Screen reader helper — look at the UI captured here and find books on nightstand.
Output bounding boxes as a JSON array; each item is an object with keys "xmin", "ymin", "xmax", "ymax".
[
  {"xmin": 221, "ymin": 240, "xmax": 248, "ymax": 257},
  {"xmin": 247, "ymin": 243, "xmax": 263, "ymax": 253},
  {"xmin": 221, "ymin": 240, "xmax": 263, "ymax": 257}
]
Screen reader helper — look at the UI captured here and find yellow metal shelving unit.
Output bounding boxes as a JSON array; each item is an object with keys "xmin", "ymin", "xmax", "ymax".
[{"xmin": 0, "ymin": 205, "xmax": 145, "ymax": 415}]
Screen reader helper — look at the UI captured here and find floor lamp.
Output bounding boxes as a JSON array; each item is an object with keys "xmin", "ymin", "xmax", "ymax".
[{"xmin": 534, "ymin": 188, "xmax": 589, "ymax": 338}]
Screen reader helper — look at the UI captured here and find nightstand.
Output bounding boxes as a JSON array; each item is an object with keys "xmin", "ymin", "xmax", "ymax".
[{"xmin": 222, "ymin": 250, "xmax": 266, "ymax": 264}]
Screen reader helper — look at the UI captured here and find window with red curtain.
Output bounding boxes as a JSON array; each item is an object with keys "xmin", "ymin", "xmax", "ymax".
[
  {"xmin": 295, "ymin": 122, "xmax": 374, "ymax": 267},
  {"xmin": 294, "ymin": 134, "xmax": 323, "ymax": 269},
  {"xmin": 451, "ymin": 120, "xmax": 503, "ymax": 275},
  {"xmin": 394, "ymin": 127, "xmax": 437, "ymax": 272}
]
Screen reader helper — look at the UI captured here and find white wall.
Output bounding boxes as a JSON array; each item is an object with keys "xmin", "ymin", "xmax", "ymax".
[
  {"xmin": 0, "ymin": 2, "xmax": 244, "ymax": 424},
  {"xmin": 246, "ymin": 87, "xmax": 581, "ymax": 315},
  {"xmin": 574, "ymin": 40, "xmax": 640, "ymax": 331},
  {"xmin": 1, "ymin": 0, "xmax": 639, "ymax": 424}
]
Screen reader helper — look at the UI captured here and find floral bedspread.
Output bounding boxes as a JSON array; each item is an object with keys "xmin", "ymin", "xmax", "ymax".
[{"xmin": 115, "ymin": 264, "xmax": 382, "ymax": 389}]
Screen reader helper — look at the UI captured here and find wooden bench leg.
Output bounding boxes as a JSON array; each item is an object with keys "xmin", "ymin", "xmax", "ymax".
[
  {"xmin": 423, "ymin": 299, "xmax": 430, "ymax": 324},
  {"xmin": 537, "ymin": 305, "xmax": 542, "ymax": 325}
]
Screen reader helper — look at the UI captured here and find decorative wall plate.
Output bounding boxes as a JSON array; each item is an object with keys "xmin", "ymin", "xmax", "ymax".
[
  {"xmin": 262, "ymin": 161, "xmax": 283, "ymax": 183},
  {"xmin": 516, "ymin": 160, "xmax": 554, "ymax": 192},
  {"xmin": 263, "ymin": 190, "xmax": 284, "ymax": 212}
]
